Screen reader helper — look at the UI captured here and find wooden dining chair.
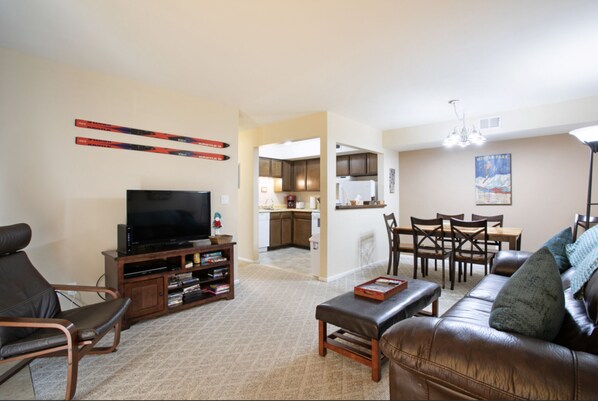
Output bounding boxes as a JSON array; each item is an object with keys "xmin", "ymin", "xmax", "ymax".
[
  {"xmin": 383, "ymin": 213, "xmax": 414, "ymax": 275},
  {"xmin": 411, "ymin": 217, "xmax": 453, "ymax": 289},
  {"xmin": 573, "ymin": 213, "xmax": 598, "ymax": 241},
  {"xmin": 449, "ymin": 218, "xmax": 492, "ymax": 283},
  {"xmin": 472, "ymin": 213, "xmax": 504, "ymax": 254},
  {"xmin": 436, "ymin": 213, "xmax": 465, "ymax": 222}
]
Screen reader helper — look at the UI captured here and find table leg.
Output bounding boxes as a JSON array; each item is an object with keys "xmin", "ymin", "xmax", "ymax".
[
  {"xmin": 371, "ymin": 338, "xmax": 381, "ymax": 382},
  {"xmin": 392, "ymin": 232, "xmax": 399, "ymax": 275},
  {"xmin": 432, "ymin": 299, "xmax": 439, "ymax": 317},
  {"xmin": 318, "ymin": 320, "xmax": 327, "ymax": 356}
]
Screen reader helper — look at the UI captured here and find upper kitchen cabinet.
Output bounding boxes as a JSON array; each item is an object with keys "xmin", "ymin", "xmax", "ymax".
[
  {"xmin": 306, "ymin": 158, "xmax": 320, "ymax": 191},
  {"xmin": 281, "ymin": 160, "xmax": 293, "ymax": 192},
  {"xmin": 292, "ymin": 158, "xmax": 320, "ymax": 192},
  {"xmin": 259, "ymin": 157, "xmax": 283, "ymax": 178},
  {"xmin": 336, "ymin": 152, "xmax": 378, "ymax": 177},
  {"xmin": 293, "ymin": 160, "xmax": 307, "ymax": 191},
  {"xmin": 336, "ymin": 155, "xmax": 350, "ymax": 176},
  {"xmin": 366, "ymin": 153, "xmax": 378, "ymax": 175}
]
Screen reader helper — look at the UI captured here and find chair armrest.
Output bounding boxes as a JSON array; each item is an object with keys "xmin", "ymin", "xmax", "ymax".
[
  {"xmin": 380, "ymin": 317, "xmax": 598, "ymax": 400},
  {"xmin": 0, "ymin": 316, "xmax": 77, "ymax": 339},
  {"xmin": 490, "ymin": 250, "xmax": 533, "ymax": 277},
  {"xmin": 52, "ymin": 284, "xmax": 120, "ymax": 300}
]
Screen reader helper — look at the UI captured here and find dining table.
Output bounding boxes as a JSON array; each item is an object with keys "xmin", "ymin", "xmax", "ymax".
[{"xmin": 390, "ymin": 224, "xmax": 523, "ymax": 276}]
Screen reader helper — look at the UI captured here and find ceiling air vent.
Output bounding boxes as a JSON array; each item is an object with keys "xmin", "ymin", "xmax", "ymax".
[{"xmin": 479, "ymin": 116, "xmax": 501, "ymax": 130}]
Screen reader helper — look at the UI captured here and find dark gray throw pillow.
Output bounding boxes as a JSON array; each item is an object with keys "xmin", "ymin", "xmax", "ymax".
[
  {"xmin": 543, "ymin": 227, "xmax": 573, "ymax": 273},
  {"xmin": 489, "ymin": 246, "xmax": 565, "ymax": 341}
]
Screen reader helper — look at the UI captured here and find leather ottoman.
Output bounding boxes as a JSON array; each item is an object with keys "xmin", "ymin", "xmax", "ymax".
[{"xmin": 315, "ymin": 277, "xmax": 441, "ymax": 381}]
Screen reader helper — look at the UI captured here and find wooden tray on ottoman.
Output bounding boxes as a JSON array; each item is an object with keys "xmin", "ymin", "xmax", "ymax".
[{"xmin": 354, "ymin": 276, "xmax": 408, "ymax": 301}]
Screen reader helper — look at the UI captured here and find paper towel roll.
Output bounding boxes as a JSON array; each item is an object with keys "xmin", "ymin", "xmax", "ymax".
[{"xmin": 309, "ymin": 196, "xmax": 316, "ymax": 209}]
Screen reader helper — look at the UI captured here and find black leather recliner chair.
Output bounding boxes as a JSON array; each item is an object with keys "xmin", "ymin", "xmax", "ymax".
[{"xmin": 0, "ymin": 223, "xmax": 131, "ymax": 400}]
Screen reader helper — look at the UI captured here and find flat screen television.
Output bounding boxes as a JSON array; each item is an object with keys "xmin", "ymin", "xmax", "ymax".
[{"xmin": 126, "ymin": 189, "xmax": 211, "ymax": 251}]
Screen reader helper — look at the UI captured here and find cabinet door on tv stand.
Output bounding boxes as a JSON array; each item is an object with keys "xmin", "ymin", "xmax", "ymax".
[{"xmin": 123, "ymin": 276, "xmax": 166, "ymax": 321}]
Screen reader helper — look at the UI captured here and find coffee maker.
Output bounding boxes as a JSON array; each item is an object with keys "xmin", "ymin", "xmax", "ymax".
[{"xmin": 286, "ymin": 195, "xmax": 296, "ymax": 209}]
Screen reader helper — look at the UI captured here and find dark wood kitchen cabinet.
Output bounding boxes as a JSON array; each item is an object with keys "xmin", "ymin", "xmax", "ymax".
[
  {"xmin": 306, "ymin": 158, "xmax": 320, "ymax": 191},
  {"xmin": 259, "ymin": 157, "xmax": 283, "ymax": 178},
  {"xmin": 281, "ymin": 160, "xmax": 293, "ymax": 192},
  {"xmin": 367, "ymin": 153, "xmax": 378, "ymax": 175},
  {"xmin": 336, "ymin": 155, "xmax": 350, "ymax": 176},
  {"xmin": 293, "ymin": 160, "xmax": 307, "ymax": 192},
  {"xmin": 349, "ymin": 153, "xmax": 368, "ymax": 176},
  {"xmin": 269, "ymin": 212, "xmax": 292, "ymax": 248},
  {"xmin": 336, "ymin": 153, "xmax": 378, "ymax": 177},
  {"xmin": 293, "ymin": 212, "xmax": 312, "ymax": 248}
]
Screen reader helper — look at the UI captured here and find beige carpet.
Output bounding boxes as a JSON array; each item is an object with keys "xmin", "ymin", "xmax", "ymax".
[{"xmin": 28, "ymin": 258, "xmax": 484, "ymax": 400}]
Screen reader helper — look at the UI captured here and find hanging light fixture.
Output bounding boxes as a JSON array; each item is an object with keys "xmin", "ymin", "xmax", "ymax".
[{"xmin": 442, "ymin": 99, "xmax": 486, "ymax": 148}]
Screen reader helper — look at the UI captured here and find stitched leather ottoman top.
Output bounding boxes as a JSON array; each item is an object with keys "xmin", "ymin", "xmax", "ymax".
[{"xmin": 315, "ymin": 277, "xmax": 441, "ymax": 340}]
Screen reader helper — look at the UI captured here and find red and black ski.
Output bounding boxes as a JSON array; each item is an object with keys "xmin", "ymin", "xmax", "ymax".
[
  {"xmin": 75, "ymin": 119, "xmax": 229, "ymax": 149},
  {"xmin": 75, "ymin": 137, "xmax": 230, "ymax": 161}
]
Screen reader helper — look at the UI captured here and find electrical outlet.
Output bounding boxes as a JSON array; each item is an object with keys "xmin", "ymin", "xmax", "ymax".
[{"xmin": 67, "ymin": 282, "xmax": 77, "ymax": 297}]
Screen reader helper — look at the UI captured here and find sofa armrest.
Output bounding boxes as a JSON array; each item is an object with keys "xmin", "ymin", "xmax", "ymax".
[
  {"xmin": 380, "ymin": 317, "xmax": 598, "ymax": 400},
  {"xmin": 490, "ymin": 250, "xmax": 534, "ymax": 277}
]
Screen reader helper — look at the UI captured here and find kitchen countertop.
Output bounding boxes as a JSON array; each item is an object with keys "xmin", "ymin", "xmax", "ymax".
[{"xmin": 259, "ymin": 208, "xmax": 319, "ymax": 213}]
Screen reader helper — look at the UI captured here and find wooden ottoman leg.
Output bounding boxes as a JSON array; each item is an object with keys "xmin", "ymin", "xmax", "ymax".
[
  {"xmin": 372, "ymin": 338, "xmax": 381, "ymax": 382},
  {"xmin": 432, "ymin": 299, "xmax": 439, "ymax": 317},
  {"xmin": 318, "ymin": 320, "xmax": 327, "ymax": 356}
]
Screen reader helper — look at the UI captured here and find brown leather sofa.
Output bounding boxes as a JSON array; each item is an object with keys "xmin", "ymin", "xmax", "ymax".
[{"xmin": 380, "ymin": 250, "xmax": 598, "ymax": 400}]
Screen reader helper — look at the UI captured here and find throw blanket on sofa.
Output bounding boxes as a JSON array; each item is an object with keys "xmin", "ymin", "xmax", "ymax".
[{"xmin": 568, "ymin": 227, "xmax": 598, "ymax": 298}]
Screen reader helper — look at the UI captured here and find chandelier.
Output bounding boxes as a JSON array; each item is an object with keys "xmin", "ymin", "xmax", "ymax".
[{"xmin": 442, "ymin": 99, "xmax": 486, "ymax": 148}]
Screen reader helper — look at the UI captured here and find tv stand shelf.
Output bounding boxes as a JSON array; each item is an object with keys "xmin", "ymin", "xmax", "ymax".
[{"xmin": 103, "ymin": 242, "xmax": 235, "ymax": 328}]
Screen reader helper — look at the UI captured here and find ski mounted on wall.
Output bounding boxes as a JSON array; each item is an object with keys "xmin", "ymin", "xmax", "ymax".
[
  {"xmin": 75, "ymin": 119, "xmax": 230, "ymax": 149},
  {"xmin": 75, "ymin": 137, "xmax": 230, "ymax": 161}
]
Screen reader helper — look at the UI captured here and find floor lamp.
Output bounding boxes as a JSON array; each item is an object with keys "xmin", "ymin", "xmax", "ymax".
[{"xmin": 570, "ymin": 126, "xmax": 598, "ymax": 229}]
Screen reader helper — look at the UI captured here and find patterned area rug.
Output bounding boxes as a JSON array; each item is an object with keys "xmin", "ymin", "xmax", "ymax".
[{"xmin": 29, "ymin": 259, "xmax": 483, "ymax": 400}]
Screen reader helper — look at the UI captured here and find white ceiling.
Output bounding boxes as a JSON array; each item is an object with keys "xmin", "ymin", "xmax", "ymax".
[{"xmin": 2, "ymin": 0, "xmax": 598, "ymax": 135}]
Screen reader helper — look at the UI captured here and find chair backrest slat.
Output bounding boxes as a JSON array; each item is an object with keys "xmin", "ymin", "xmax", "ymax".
[{"xmin": 573, "ymin": 213, "xmax": 598, "ymax": 241}]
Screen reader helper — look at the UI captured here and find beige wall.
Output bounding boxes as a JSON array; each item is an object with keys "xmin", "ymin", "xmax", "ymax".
[
  {"xmin": 398, "ymin": 133, "xmax": 597, "ymax": 251},
  {"xmin": 0, "ymin": 47, "xmax": 239, "ymax": 303}
]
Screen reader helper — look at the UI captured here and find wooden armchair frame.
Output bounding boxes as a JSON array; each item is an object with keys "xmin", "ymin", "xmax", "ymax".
[{"xmin": 0, "ymin": 284, "xmax": 126, "ymax": 400}]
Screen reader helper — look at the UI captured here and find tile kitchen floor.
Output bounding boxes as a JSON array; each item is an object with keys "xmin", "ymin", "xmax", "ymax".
[{"xmin": 259, "ymin": 247, "xmax": 314, "ymax": 278}]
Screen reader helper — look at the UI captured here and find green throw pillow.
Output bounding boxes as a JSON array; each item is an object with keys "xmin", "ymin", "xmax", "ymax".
[
  {"xmin": 543, "ymin": 227, "xmax": 572, "ymax": 273},
  {"xmin": 489, "ymin": 247, "xmax": 565, "ymax": 341}
]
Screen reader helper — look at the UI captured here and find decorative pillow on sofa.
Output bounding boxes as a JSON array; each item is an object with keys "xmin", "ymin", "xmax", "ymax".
[
  {"xmin": 543, "ymin": 227, "xmax": 573, "ymax": 273},
  {"xmin": 489, "ymin": 246, "xmax": 565, "ymax": 341}
]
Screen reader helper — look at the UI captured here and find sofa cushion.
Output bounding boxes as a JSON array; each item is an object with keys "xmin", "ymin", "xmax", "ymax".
[
  {"xmin": 543, "ymin": 227, "xmax": 572, "ymax": 273},
  {"xmin": 489, "ymin": 247, "xmax": 565, "ymax": 341}
]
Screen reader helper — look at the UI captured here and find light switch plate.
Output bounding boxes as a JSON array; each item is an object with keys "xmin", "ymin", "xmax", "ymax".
[{"xmin": 221, "ymin": 195, "xmax": 229, "ymax": 204}]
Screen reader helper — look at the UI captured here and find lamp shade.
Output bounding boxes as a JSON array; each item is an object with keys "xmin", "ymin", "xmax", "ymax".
[{"xmin": 570, "ymin": 126, "xmax": 598, "ymax": 144}]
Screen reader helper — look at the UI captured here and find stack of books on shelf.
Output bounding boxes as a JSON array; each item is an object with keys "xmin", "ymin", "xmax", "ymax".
[
  {"xmin": 168, "ymin": 272, "xmax": 200, "ymax": 290},
  {"xmin": 207, "ymin": 283, "xmax": 230, "ymax": 295},
  {"xmin": 168, "ymin": 291, "xmax": 183, "ymax": 307},
  {"xmin": 208, "ymin": 267, "xmax": 229, "ymax": 279},
  {"xmin": 200, "ymin": 251, "xmax": 227, "ymax": 265},
  {"xmin": 182, "ymin": 283, "xmax": 204, "ymax": 303}
]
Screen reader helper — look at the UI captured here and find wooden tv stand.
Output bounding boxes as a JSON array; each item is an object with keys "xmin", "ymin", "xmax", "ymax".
[{"xmin": 103, "ymin": 242, "xmax": 235, "ymax": 328}]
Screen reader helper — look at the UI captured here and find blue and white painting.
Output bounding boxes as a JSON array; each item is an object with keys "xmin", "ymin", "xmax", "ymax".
[{"xmin": 475, "ymin": 153, "xmax": 512, "ymax": 205}]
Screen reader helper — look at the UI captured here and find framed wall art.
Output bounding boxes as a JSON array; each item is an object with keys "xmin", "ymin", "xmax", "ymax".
[
  {"xmin": 475, "ymin": 153, "xmax": 512, "ymax": 205},
  {"xmin": 389, "ymin": 168, "xmax": 396, "ymax": 193}
]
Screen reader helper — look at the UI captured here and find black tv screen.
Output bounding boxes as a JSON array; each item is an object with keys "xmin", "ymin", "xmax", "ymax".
[{"xmin": 126, "ymin": 190, "xmax": 211, "ymax": 248}]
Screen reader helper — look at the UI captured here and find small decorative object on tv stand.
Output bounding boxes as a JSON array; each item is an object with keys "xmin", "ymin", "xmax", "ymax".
[{"xmin": 209, "ymin": 234, "xmax": 233, "ymax": 244}]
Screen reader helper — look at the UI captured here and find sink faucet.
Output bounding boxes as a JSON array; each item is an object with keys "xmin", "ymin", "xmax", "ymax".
[{"xmin": 264, "ymin": 198, "xmax": 274, "ymax": 209}]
